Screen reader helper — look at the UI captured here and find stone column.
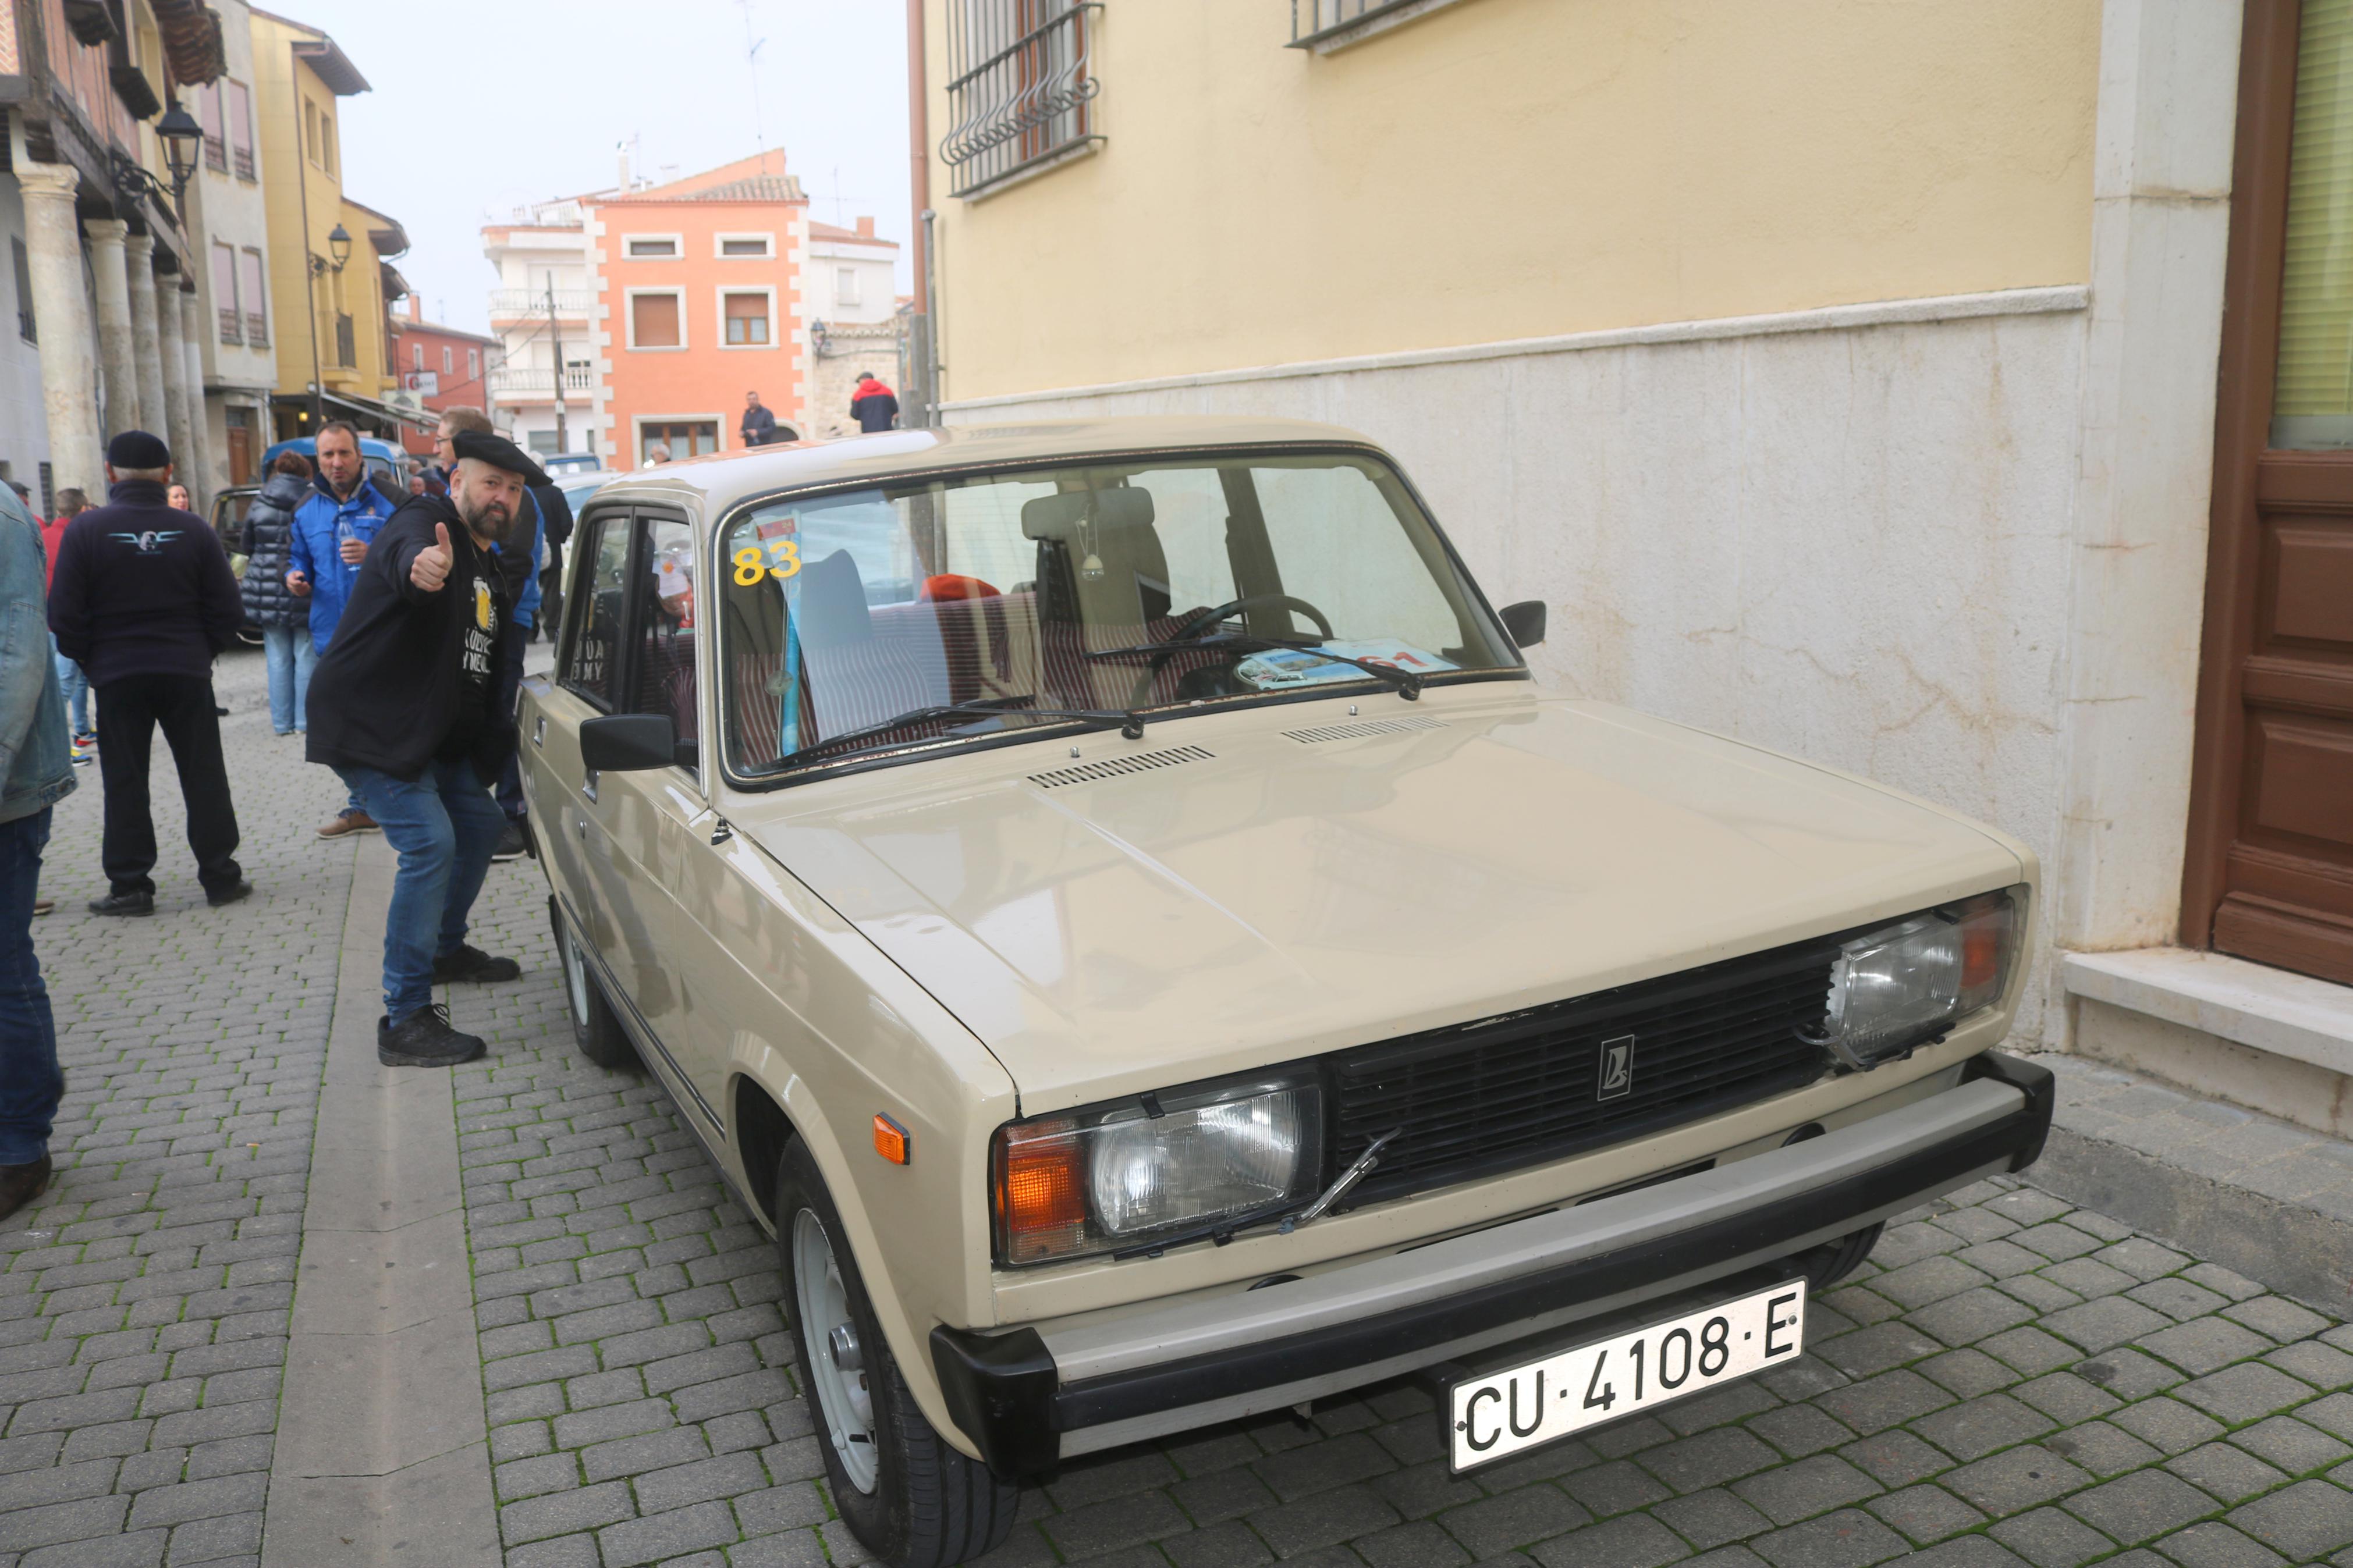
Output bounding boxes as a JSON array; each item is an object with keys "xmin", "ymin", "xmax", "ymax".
[
  {"xmin": 178, "ymin": 288, "xmax": 216, "ymax": 510},
  {"xmin": 124, "ymin": 232, "xmax": 169, "ymax": 440},
  {"xmin": 86, "ymin": 219, "xmax": 141, "ymax": 439},
  {"xmin": 154, "ymin": 276, "xmax": 196, "ymax": 485},
  {"xmin": 17, "ymin": 163, "xmax": 104, "ymax": 497}
]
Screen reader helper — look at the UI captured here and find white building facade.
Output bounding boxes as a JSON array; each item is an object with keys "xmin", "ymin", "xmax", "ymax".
[
  {"xmin": 805, "ymin": 216, "xmax": 901, "ymax": 439},
  {"xmin": 481, "ymin": 197, "xmax": 594, "ymax": 460},
  {"xmin": 185, "ymin": 0, "xmax": 275, "ymax": 493}
]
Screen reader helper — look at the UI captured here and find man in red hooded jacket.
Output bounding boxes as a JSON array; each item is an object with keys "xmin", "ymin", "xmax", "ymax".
[{"xmin": 849, "ymin": 372, "xmax": 899, "ymax": 433}]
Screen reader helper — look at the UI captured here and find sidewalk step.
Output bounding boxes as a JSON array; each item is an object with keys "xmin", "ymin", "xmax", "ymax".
[{"xmin": 2020, "ymin": 1050, "xmax": 2353, "ymax": 1318}]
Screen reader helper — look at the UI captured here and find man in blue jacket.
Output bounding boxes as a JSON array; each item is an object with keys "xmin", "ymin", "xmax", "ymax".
[
  {"xmin": 285, "ymin": 421, "xmax": 399, "ymax": 839},
  {"xmin": 0, "ymin": 480, "xmax": 75, "ymax": 1219}
]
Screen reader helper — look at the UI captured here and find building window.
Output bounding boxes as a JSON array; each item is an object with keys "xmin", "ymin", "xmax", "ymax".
[
  {"xmin": 941, "ymin": 0, "xmax": 1101, "ymax": 198},
  {"xmin": 835, "ymin": 266, "xmax": 859, "ymax": 305},
  {"xmin": 1289, "ymin": 0, "xmax": 1479, "ymax": 48},
  {"xmin": 11, "ymin": 239, "xmax": 33, "ymax": 344},
  {"xmin": 198, "ymin": 81, "xmax": 226, "ymax": 171},
  {"xmin": 304, "ymin": 99, "xmax": 319, "ymax": 166},
  {"xmin": 442, "ymin": 345, "xmax": 453, "ymax": 374},
  {"xmin": 321, "ymin": 118, "xmax": 336, "ymax": 178},
  {"xmin": 240, "ymin": 250, "xmax": 269, "ymax": 346},
  {"xmin": 626, "ymin": 236, "xmax": 679, "ymax": 258},
  {"xmin": 723, "ymin": 291, "xmax": 770, "ymax": 346},
  {"xmin": 467, "ymin": 348, "xmax": 480, "ymax": 381},
  {"xmin": 630, "ymin": 291, "xmax": 683, "ymax": 349},
  {"xmin": 335, "ymin": 312, "xmax": 356, "ymax": 368},
  {"xmin": 228, "ymin": 82, "xmax": 256, "ymax": 180},
  {"xmin": 212, "ymin": 242, "xmax": 239, "ymax": 344},
  {"xmin": 411, "ymin": 342, "xmax": 423, "ymax": 371},
  {"xmin": 719, "ymin": 235, "xmax": 771, "ymax": 257},
  {"xmin": 641, "ymin": 421, "xmax": 719, "ymax": 463}
]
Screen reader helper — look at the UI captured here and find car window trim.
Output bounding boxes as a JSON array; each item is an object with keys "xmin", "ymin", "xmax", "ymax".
[
  {"xmin": 706, "ymin": 441, "xmax": 1532, "ymax": 797},
  {"xmin": 619, "ymin": 503, "xmax": 704, "ymax": 786},
  {"xmin": 558, "ymin": 499, "xmax": 631, "ymax": 714}
]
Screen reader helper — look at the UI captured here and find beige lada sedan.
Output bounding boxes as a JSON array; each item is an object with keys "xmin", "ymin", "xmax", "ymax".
[{"xmin": 518, "ymin": 416, "xmax": 2053, "ymax": 1568}]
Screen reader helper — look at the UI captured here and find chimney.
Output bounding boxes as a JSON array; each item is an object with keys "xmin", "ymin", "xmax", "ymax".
[
  {"xmin": 407, "ymin": 295, "xmax": 421, "ymax": 323},
  {"xmin": 617, "ymin": 140, "xmax": 631, "ymax": 193},
  {"xmin": 856, "ymin": 216, "xmax": 875, "ymax": 239}
]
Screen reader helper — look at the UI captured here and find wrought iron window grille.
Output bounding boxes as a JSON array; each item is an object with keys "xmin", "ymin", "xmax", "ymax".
[
  {"xmin": 939, "ymin": 0, "xmax": 1103, "ymax": 198},
  {"xmin": 1290, "ymin": 0, "xmax": 1464, "ymax": 48}
]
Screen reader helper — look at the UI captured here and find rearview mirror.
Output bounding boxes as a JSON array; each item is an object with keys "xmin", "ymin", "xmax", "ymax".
[
  {"xmin": 580, "ymin": 713, "xmax": 677, "ymax": 773},
  {"xmin": 1498, "ymin": 600, "xmax": 1547, "ymax": 649}
]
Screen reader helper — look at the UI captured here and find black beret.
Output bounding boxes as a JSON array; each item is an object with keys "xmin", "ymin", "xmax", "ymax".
[
  {"xmin": 107, "ymin": 430, "xmax": 171, "ymax": 469},
  {"xmin": 451, "ymin": 428, "xmax": 549, "ymax": 488}
]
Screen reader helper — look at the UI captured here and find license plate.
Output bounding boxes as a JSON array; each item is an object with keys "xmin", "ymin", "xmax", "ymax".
[{"xmin": 1447, "ymin": 1279, "xmax": 1807, "ymax": 1471}]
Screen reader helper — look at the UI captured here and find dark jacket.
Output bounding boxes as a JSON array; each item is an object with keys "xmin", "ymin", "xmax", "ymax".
[
  {"xmin": 305, "ymin": 495, "xmax": 513, "ymax": 784},
  {"xmin": 48, "ymin": 478, "xmax": 243, "ymax": 687},
  {"xmin": 0, "ymin": 485, "xmax": 74, "ymax": 826},
  {"xmin": 489, "ymin": 482, "xmax": 574, "ymax": 631},
  {"xmin": 850, "ymin": 378, "xmax": 900, "ymax": 434},
  {"xmin": 741, "ymin": 403, "xmax": 778, "ymax": 445},
  {"xmin": 237, "ymin": 471, "xmax": 312, "ymax": 631}
]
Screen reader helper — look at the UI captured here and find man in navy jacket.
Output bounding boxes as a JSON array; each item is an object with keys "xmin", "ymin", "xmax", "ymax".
[{"xmin": 49, "ymin": 432, "xmax": 247, "ymax": 915}]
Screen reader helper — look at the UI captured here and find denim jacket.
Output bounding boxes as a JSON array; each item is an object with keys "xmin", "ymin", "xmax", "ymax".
[{"xmin": 0, "ymin": 485, "xmax": 75, "ymax": 825}]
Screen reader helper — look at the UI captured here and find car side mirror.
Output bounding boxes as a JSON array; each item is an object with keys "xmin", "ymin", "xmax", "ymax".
[
  {"xmin": 1498, "ymin": 600, "xmax": 1547, "ymax": 649},
  {"xmin": 580, "ymin": 713, "xmax": 676, "ymax": 772}
]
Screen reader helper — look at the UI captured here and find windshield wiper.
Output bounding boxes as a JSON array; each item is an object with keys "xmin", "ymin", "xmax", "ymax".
[
  {"xmin": 782, "ymin": 695, "xmax": 1146, "ymax": 769},
  {"xmin": 1085, "ymin": 634, "xmax": 1423, "ymax": 700}
]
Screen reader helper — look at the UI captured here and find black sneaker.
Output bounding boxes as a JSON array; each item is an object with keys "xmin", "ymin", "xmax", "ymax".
[
  {"xmin": 377, "ymin": 1005, "xmax": 486, "ymax": 1068},
  {"xmin": 206, "ymin": 880, "xmax": 253, "ymax": 908},
  {"xmin": 87, "ymin": 891, "xmax": 154, "ymax": 916},
  {"xmin": 491, "ymin": 821, "xmax": 528, "ymax": 862},
  {"xmin": 0, "ymin": 1154, "xmax": 51, "ymax": 1224},
  {"xmin": 432, "ymin": 944, "xmax": 522, "ymax": 983}
]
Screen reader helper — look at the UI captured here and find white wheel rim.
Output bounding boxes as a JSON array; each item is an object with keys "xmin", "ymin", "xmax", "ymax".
[
  {"xmin": 794, "ymin": 1208, "xmax": 879, "ymax": 1493},
  {"xmin": 562, "ymin": 925, "xmax": 592, "ymax": 1027}
]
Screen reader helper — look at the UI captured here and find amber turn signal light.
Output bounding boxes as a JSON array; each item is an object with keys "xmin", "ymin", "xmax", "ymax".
[{"xmin": 872, "ymin": 1114, "xmax": 911, "ymax": 1165}]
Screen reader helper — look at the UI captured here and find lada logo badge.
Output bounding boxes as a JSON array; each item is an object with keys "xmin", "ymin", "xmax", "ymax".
[{"xmin": 1597, "ymin": 1034, "xmax": 1636, "ymax": 1101}]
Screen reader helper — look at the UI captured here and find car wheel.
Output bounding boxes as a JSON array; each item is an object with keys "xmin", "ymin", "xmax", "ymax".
[
  {"xmin": 548, "ymin": 895, "xmax": 634, "ymax": 1069},
  {"xmin": 1801, "ymin": 1221, "xmax": 1884, "ymax": 1290},
  {"xmin": 775, "ymin": 1139, "xmax": 1017, "ymax": 1568}
]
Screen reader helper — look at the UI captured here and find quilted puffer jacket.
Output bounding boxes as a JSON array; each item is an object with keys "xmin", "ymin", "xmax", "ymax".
[{"xmin": 238, "ymin": 471, "xmax": 311, "ymax": 631}]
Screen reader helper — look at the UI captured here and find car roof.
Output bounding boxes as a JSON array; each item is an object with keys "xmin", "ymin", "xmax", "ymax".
[{"xmin": 572, "ymin": 417, "xmax": 1387, "ymax": 515}]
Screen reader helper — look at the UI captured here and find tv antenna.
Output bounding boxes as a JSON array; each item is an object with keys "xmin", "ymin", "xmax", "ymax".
[{"xmin": 740, "ymin": 1, "xmax": 766, "ymax": 153}]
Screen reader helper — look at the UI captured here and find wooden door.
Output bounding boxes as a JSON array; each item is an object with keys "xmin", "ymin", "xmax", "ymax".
[
  {"xmin": 225, "ymin": 424, "xmax": 252, "ymax": 486},
  {"xmin": 2187, "ymin": 0, "xmax": 2353, "ymax": 984}
]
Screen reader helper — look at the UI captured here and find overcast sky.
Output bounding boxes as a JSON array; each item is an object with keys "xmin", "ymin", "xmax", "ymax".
[{"xmin": 309, "ymin": 0, "xmax": 913, "ymax": 335}]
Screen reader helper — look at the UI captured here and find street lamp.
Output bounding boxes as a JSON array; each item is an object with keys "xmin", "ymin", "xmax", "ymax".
[
  {"xmin": 154, "ymin": 102, "xmax": 203, "ymax": 200},
  {"xmin": 326, "ymin": 224, "xmax": 352, "ymax": 273}
]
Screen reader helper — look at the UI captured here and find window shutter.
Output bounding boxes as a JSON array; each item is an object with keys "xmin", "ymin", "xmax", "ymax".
[{"xmin": 633, "ymin": 293, "xmax": 681, "ymax": 347}]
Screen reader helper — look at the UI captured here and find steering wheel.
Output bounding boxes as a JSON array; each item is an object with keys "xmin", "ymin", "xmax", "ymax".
[{"xmin": 1167, "ymin": 594, "xmax": 1335, "ymax": 643}]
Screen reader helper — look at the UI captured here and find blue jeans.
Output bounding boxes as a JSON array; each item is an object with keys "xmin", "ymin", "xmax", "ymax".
[
  {"xmin": 49, "ymin": 635, "xmax": 86, "ymax": 737},
  {"xmin": 0, "ymin": 809, "xmax": 59, "ymax": 1165},
  {"xmin": 335, "ymin": 759, "xmax": 504, "ymax": 1022},
  {"xmin": 262, "ymin": 624, "xmax": 317, "ymax": 734}
]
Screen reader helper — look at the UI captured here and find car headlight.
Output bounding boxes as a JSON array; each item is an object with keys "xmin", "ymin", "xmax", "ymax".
[
  {"xmin": 992, "ymin": 1075, "xmax": 1322, "ymax": 1267},
  {"xmin": 1816, "ymin": 886, "xmax": 2026, "ymax": 1070}
]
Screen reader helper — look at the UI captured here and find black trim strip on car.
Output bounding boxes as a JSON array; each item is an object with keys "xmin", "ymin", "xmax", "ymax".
[{"xmin": 932, "ymin": 1051, "xmax": 2054, "ymax": 1483}]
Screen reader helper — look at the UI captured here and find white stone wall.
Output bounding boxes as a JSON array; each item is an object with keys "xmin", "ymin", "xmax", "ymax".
[
  {"xmin": 943, "ymin": 289, "xmax": 2093, "ymax": 1040},
  {"xmin": 0, "ymin": 171, "xmax": 51, "ymax": 498}
]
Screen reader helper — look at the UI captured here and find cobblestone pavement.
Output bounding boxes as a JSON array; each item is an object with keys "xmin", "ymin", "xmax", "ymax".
[
  {"xmin": 13, "ymin": 648, "xmax": 2353, "ymax": 1568},
  {"xmin": 0, "ymin": 647, "xmax": 353, "ymax": 1568}
]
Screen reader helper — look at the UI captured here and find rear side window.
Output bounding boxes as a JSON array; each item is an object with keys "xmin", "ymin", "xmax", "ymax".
[{"xmin": 563, "ymin": 511, "xmax": 633, "ymax": 709}]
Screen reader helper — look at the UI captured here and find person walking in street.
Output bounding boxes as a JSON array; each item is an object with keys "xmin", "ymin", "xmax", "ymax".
[
  {"xmin": 286, "ymin": 421, "xmax": 400, "ymax": 838},
  {"xmin": 740, "ymin": 390, "xmax": 777, "ymax": 447},
  {"xmin": 305, "ymin": 427, "xmax": 541, "ymax": 1067},
  {"xmin": 40, "ymin": 490, "xmax": 93, "ymax": 764},
  {"xmin": 48, "ymin": 432, "xmax": 248, "ymax": 916},
  {"xmin": 242, "ymin": 451, "xmax": 315, "ymax": 737},
  {"xmin": 0, "ymin": 481, "xmax": 76, "ymax": 1219},
  {"xmin": 432, "ymin": 410, "xmax": 569, "ymax": 860},
  {"xmin": 849, "ymin": 372, "xmax": 900, "ymax": 433}
]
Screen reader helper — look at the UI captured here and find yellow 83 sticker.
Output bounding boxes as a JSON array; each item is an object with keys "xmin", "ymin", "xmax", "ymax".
[{"xmin": 731, "ymin": 541, "xmax": 801, "ymax": 586}]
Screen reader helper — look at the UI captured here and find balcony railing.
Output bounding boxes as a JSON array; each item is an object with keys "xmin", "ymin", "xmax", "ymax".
[
  {"xmin": 203, "ymin": 133, "xmax": 225, "ymax": 173},
  {"xmin": 233, "ymin": 144, "xmax": 255, "ymax": 181},
  {"xmin": 218, "ymin": 306, "xmax": 240, "ymax": 345},
  {"xmin": 940, "ymin": 0, "xmax": 1101, "ymax": 198},
  {"xmin": 488, "ymin": 366, "xmax": 594, "ymax": 397},
  {"xmin": 489, "ymin": 289, "xmax": 594, "ymax": 318},
  {"xmin": 247, "ymin": 312, "xmax": 268, "ymax": 348},
  {"xmin": 333, "ymin": 312, "xmax": 355, "ymax": 369}
]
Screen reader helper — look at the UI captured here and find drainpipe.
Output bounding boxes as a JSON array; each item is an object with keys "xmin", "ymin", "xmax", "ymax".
[{"xmin": 907, "ymin": 0, "xmax": 939, "ymax": 426}]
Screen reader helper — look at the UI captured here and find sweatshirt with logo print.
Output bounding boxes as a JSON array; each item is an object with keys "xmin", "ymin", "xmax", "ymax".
[{"xmin": 48, "ymin": 479, "xmax": 244, "ymax": 688}]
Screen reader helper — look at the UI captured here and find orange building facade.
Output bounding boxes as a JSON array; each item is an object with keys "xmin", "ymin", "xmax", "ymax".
[{"xmin": 586, "ymin": 151, "xmax": 810, "ymax": 468}]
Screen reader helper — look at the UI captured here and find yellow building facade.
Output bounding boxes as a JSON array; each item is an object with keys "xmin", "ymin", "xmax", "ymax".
[{"xmin": 249, "ymin": 8, "xmax": 405, "ymax": 439}]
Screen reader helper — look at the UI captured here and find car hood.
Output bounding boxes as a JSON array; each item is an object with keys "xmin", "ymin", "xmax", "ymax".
[{"xmin": 733, "ymin": 690, "xmax": 2024, "ymax": 1113}]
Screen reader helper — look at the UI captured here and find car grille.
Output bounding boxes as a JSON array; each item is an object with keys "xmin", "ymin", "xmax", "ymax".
[{"xmin": 1324, "ymin": 936, "xmax": 1842, "ymax": 1207}]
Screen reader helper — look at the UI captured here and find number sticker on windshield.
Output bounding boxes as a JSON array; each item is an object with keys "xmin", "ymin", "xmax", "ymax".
[{"xmin": 731, "ymin": 541, "xmax": 802, "ymax": 586}]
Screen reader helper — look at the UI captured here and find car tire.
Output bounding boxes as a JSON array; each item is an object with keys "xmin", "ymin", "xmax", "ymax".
[
  {"xmin": 1801, "ymin": 1221, "xmax": 1884, "ymax": 1290},
  {"xmin": 548, "ymin": 895, "xmax": 634, "ymax": 1070},
  {"xmin": 775, "ymin": 1138, "xmax": 1017, "ymax": 1568}
]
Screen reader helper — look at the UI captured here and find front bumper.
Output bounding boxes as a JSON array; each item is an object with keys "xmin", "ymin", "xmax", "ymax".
[{"xmin": 933, "ymin": 1051, "xmax": 2054, "ymax": 1481}]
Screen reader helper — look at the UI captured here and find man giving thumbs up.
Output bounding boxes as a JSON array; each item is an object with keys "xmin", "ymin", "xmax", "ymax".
[{"xmin": 305, "ymin": 428, "xmax": 548, "ymax": 1066}]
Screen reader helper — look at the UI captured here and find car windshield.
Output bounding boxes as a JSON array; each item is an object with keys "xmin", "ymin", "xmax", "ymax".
[{"xmin": 716, "ymin": 450, "xmax": 1520, "ymax": 778}]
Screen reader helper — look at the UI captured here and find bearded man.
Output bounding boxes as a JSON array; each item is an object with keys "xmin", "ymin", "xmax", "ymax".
[{"xmin": 304, "ymin": 430, "xmax": 544, "ymax": 1066}]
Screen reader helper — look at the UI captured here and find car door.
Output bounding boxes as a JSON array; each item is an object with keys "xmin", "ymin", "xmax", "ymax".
[{"xmin": 590, "ymin": 508, "xmax": 732, "ymax": 1126}]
